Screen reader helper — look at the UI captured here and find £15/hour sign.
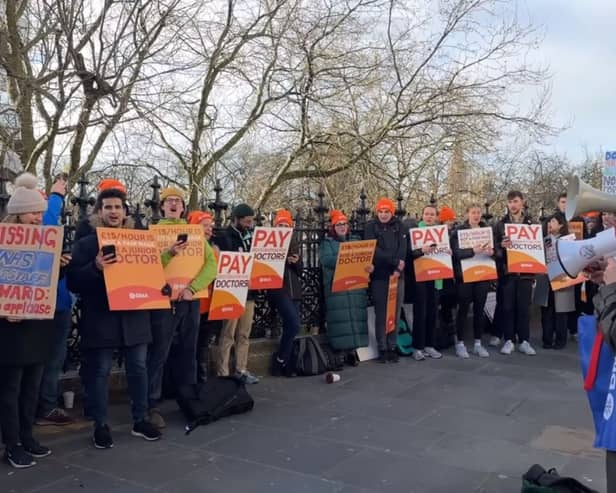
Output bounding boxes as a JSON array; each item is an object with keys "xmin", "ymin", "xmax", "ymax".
[
  {"xmin": 249, "ymin": 227, "xmax": 293, "ymax": 289},
  {"xmin": 208, "ymin": 252, "xmax": 254, "ymax": 320}
]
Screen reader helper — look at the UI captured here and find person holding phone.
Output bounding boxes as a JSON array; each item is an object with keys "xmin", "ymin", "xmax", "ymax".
[
  {"xmin": 0, "ymin": 173, "xmax": 56, "ymax": 468},
  {"xmin": 35, "ymin": 175, "xmax": 76, "ymax": 426},
  {"xmin": 67, "ymin": 187, "xmax": 161, "ymax": 449},
  {"xmin": 146, "ymin": 188, "xmax": 216, "ymax": 429}
]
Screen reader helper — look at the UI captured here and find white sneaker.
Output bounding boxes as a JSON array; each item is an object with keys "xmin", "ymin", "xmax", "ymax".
[
  {"xmin": 518, "ymin": 341, "xmax": 536, "ymax": 356},
  {"xmin": 500, "ymin": 340, "xmax": 514, "ymax": 355},
  {"xmin": 423, "ymin": 347, "xmax": 443, "ymax": 359},
  {"xmin": 488, "ymin": 336, "xmax": 501, "ymax": 347},
  {"xmin": 473, "ymin": 343, "xmax": 490, "ymax": 358},
  {"xmin": 455, "ymin": 342, "xmax": 469, "ymax": 359},
  {"xmin": 412, "ymin": 350, "xmax": 425, "ymax": 361}
]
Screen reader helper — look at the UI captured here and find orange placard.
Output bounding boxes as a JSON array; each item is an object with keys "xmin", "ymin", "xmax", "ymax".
[
  {"xmin": 505, "ymin": 224, "xmax": 547, "ymax": 274},
  {"xmin": 385, "ymin": 275, "xmax": 398, "ymax": 334},
  {"xmin": 569, "ymin": 221, "xmax": 584, "ymax": 241},
  {"xmin": 149, "ymin": 224, "xmax": 208, "ymax": 299},
  {"xmin": 249, "ymin": 227, "xmax": 293, "ymax": 289},
  {"xmin": 550, "ymin": 273, "xmax": 585, "ymax": 291},
  {"xmin": 209, "ymin": 252, "xmax": 254, "ymax": 320},
  {"xmin": 0, "ymin": 224, "xmax": 62, "ymax": 319},
  {"xmin": 409, "ymin": 225, "xmax": 454, "ymax": 282},
  {"xmin": 97, "ymin": 228, "xmax": 170, "ymax": 311},
  {"xmin": 332, "ymin": 240, "xmax": 376, "ymax": 292}
]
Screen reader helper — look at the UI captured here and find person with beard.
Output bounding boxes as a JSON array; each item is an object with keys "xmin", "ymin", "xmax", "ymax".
[
  {"xmin": 451, "ymin": 204, "xmax": 493, "ymax": 358},
  {"xmin": 67, "ymin": 188, "xmax": 161, "ymax": 449},
  {"xmin": 364, "ymin": 198, "xmax": 406, "ymax": 363},
  {"xmin": 212, "ymin": 204, "xmax": 259, "ymax": 384},
  {"xmin": 493, "ymin": 190, "xmax": 537, "ymax": 356},
  {"xmin": 146, "ymin": 188, "xmax": 217, "ymax": 429}
]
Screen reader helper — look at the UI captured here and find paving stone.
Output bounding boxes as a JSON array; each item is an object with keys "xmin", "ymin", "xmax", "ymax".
[
  {"xmin": 0, "ymin": 460, "xmax": 77, "ymax": 493},
  {"xmin": 32, "ymin": 469, "xmax": 163, "ymax": 493}
]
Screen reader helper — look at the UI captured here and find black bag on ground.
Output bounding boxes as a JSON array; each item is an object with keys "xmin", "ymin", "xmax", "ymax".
[
  {"xmin": 291, "ymin": 335, "xmax": 338, "ymax": 376},
  {"xmin": 521, "ymin": 464, "xmax": 598, "ymax": 492},
  {"xmin": 176, "ymin": 376, "xmax": 254, "ymax": 434}
]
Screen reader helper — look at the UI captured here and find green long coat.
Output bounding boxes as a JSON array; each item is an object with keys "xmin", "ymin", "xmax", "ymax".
[{"xmin": 320, "ymin": 235, "xmax": 369, "ymax": 351}]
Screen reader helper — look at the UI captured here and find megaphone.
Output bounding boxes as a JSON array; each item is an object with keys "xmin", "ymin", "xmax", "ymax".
[
  {"xmin": 549, "ymin": 228, "xmax": 616, "ymax": 280},
  {"xmin": 566, "ymin": 175, "xmax": 616, "ymax": 221}
]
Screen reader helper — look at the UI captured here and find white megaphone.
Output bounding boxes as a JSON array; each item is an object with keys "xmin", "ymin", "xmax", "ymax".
[
  {"xmin": 549, "ymin": 228, "xmax": 616, "ymax": 280},
  {"xmin": 566, "ymin": 175, "xmax": 616, "ymax": 221}
]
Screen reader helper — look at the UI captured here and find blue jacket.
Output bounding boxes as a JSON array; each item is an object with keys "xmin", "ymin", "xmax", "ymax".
[{"xmin": 43, "ymin": 193, "xmax": 73, "ymax": 313}]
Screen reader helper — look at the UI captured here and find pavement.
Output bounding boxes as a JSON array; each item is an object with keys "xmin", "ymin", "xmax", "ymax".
[{"xmin": 0, "ymin": 335, "xmax": 606, "ymax": 493}]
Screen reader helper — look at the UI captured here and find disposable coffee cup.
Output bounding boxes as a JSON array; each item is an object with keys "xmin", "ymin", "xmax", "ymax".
[
  {"xmin": 325, "ymin": 372, "xmax": 340, "ymax": 384},
  {"xmin": 62, "ymin": 391, "xmax": 75, "ymax": 409}
]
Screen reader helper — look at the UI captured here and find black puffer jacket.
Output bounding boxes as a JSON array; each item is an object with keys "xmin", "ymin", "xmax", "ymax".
[{"xmin": 364, "ymin": 217, "xmax": 407, "ymax": 280}]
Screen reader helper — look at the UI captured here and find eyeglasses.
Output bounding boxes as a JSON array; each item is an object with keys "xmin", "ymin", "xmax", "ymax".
[{"xmin": 164, "ymin": 198, "xmax": 182, "ymax": 204}]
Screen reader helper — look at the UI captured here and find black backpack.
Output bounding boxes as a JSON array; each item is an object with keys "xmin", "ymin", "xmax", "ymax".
[
  {"xmin": 291, "ymin": 335, "xmax": 340, "ymax": 376},
  {"xmin": 522, "ymin": 464, "xmax": 598, "ymax": 492},
  {"xmin": 176, "ymin": 376, "xmax": 254, "ymax": 434}
]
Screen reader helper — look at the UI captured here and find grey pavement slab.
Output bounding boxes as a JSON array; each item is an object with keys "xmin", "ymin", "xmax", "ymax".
[{"xmin": 0, "ymin": 331, "xmax": 607, "ymax": 493}]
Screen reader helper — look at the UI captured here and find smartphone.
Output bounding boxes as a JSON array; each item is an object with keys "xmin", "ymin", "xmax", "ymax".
[
  {"xmin": 101, "ymin": 245, "xmax": 116, "ymax": 258},
  {"xmin": 177, "ymin": 233, "xmax": 188, "ymax": 243}
]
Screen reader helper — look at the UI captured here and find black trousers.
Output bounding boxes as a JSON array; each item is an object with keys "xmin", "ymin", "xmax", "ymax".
[
  {"xmin": 371, "ymin": 278, "xmax": 404, "ymax": 352},
  {"xmin": 0, "ymin": 364, "xmax": 45, "ymax": 447},
  {"xmin": 197, "ymin": 318, "xmax": 222, "ymax": 383},
  {"xmin": 500, "ymin": 276, "xmax": 532, "ymax": 343},
  {"xmin": 456, "ymin": 281, "xmax": 490, "ymax": 341},
  {"xmin": 413, "ymin": 281, "xmax": 437, "ymax": 350},
  {"xmin": 541, "ymin": 291, "xmax": 576, "ymax": 347}
]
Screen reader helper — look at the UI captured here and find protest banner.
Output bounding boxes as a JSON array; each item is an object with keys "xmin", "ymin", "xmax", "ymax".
[
  {"xmin": 546, "ymin": 234, "xmax": 585, "ymax": 291},
  {"xmin": 457, "ymin": 227, "xmax": 497, "ymax": 283},
  {"xmin": 409, "ymin": 225, "xmax": 453, "ymax": 282},
  {"xmin": 209, "ymin": 252, "xmax": 254, "ymax": 320},
  {"xmin": 332, "ymin": 239, "xmax": 376, "ymax": 292},
  {"xmin": 385, "ymin": 275, "xmax": 398, "ymax": 334},
  {"xmin": 603, "ymin": 150, "xmax": 616, "ymax": 194},
  {"xmin": 0, "ymin": 224, "xmax": 62, "ymax": 319},
  {"xmin": 505, "ymin": 224, "xmax": 547, "ymax": 274},
  {"xmin": 249, "ymin": 227, "xmax": 293, "ymax": 289},
  {"xmin": 97, "ymin": 228, "xmax": 170, "ymax": 311},
  {"xmin": 149, "ymin": 224, "xmax": 208, "ymax": 299},
  {"xmin": 568, "ymin": 221, "xmax": 584, "ymax": 241}
]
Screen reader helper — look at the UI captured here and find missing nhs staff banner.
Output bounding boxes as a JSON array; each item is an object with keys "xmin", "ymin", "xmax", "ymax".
[{"xmin": 603, "ymin": 151, "xmax": 616, "ymax": 194}]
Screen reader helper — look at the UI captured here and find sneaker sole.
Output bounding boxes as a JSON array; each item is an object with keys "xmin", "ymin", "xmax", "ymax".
[
  {"xmin": 93, "ymin": 438, "xmax": 114, "ymax": 449},
  {"xmin": 27, "ymin": 450, "xmax": 52, "ymax": 458},
  {"xmin": 36, "ymin": 420, "xmax": 73, "ymax": 426},
  {"xmin": 131, "ymin": 430, "xmax": 162, "ymax": 441},
  {"xmin": 6, "ymin": 458, "xmax": 37, "ymax": 469}
]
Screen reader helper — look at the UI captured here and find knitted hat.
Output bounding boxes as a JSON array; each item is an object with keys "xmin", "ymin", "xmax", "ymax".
[
  {"xmin": 7, "ymin": 173, "xmax": 48, "ymax": 215},
  {"xmin": 583, "ymin": 211, "xmax": 600, "ymax": 218},
  {"xmin": 273, "ymin": 209, "xmax": 293, "ymax": 226},
  {"xmin": 187, "ymin": 211, "xmax": 213, "ymax": 225},
  {"xmin": 438, "ymin": 206, "xmax": 456, "ymax": 222},
  {"xmin": 330, "ymin": 209, "xmax": 348, "ymax": 225},
  {"xmin": 375, "ymin": 197, "xmax": 395, "ymax": 214},
  {"xmin": 160, "ymin": 186, "xmax": 185, "ymax": 203},
  {"xmin": 232, "ymin": 203, "xmax": 255, "ymax": 218},
  {"xmin": 98, "ymin": 179, "xmax": 127, "ymax": 194}
]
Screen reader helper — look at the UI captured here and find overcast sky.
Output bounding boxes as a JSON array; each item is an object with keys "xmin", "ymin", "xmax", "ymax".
[{"xmin": 522, "ymin": 0, "xmax": 615, "ymax": 161}]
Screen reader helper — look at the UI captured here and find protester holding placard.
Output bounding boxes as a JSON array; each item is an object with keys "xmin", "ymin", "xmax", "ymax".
[
  {"xmin": 67, "ymin": 187, "xmax": 161, "ymax": 449},
  {"xmin": 451, "ymin": 204, "xmax": 494, "ymax": 359},
  {"xmin": 147, "ymin": 188, "xmax": 217, "ymax": 428},
  {"xmin": 365, "ymin": 198, "xmax": 406, "ymax": 363},
  {"xmin": 0, "ymin": 173, "xmax": 60, "ymax": 468},
  {"xmin": 493, "ymin": 190, "xmax": 537, "ymax": 356},
  {"xmin": 437, "ymin": 206, "xmax": 458, "ymax": 347},
  {"xmin": 213, "ymin": 203, "xmax": 259, "ymax": 384},
  {"xmin": 320, "ymin": 210, "xmax": 369, "ymax": 363},
  {"xmin": 267, "ymin": 210, "xmax": 302, "ymax": 376}
]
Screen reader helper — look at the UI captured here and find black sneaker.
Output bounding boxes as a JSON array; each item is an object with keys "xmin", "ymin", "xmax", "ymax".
[
  {"xmin": 378, "ymin": 351, "xmax": 388, "ymax": 364},
  {"xmin": 132, "ymin": 420, "xmax": 162, "ymax": 441},
  {"xmin": 4, "ymin": 445, "xmax": 36, "ymax": 469},
  {"xmin": 22, "ymin": 439, "xmax": 51, "ymax": 458},
  {"xmin": 93, "ymin": 424, "xmax": 114, "ymax": 449},
  {"xmin": 388, "ymin": 349, "xmax": 400, "ymax": 363}
]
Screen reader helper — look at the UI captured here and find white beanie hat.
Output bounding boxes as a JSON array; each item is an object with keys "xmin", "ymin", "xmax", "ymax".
[{"xmin": 7, "ymin": 173, "xmax": 47, "ymax": 215}]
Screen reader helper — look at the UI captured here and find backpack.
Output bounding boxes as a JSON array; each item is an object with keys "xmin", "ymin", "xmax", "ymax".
[
  {"xmin": 522, "ymin": 464, "xmax": 598, "ymax": 493},
  {"xmin": 291, "ymin": 335, "xmax": 340, "ymax": 376},
  {"xmin": 396, "ymin": 313, "xmax": 414, "ymax": 356},
  {"xmin": 176, "ymin": 376, "xmax": 254, "ymax": 434}
]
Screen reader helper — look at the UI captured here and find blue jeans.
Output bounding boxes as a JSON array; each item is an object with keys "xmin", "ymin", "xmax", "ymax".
[
  {"xmin": 268, "ymin": 291, "xmax": 301, "ymax": 364},
  {"xmin": 147, "ymin": 301, "xmax": 200, "ymax": 408},
  {"xmin": 85, "ymin": 344, "xmax": 148, "ymax": 426},
  {"xmin": 38, "ymin": 310, "xmax": 72, "ymax": 416}
]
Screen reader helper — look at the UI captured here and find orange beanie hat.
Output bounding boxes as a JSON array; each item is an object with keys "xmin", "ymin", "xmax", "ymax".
[
  {"xmin": 375, "ymin": 197, "xmax": 395, "ymax": 214},
  {"xmin": 98, "ymin": 179, "xmax": 127, "ymax": 194},
  {"xmin": 273, "ymin": 209, "xmax": 294, "ymax": 226},
  {"xmin": 329, "ymin": 209, "xmax": 348, "ymax": 225},
  {"xmin": 438, "ymin": 206, "xmax": 456, "ymax": 222},
  {"xmin": 187, "ymin": 211, "xmax": 213, "ymax": 225}
]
